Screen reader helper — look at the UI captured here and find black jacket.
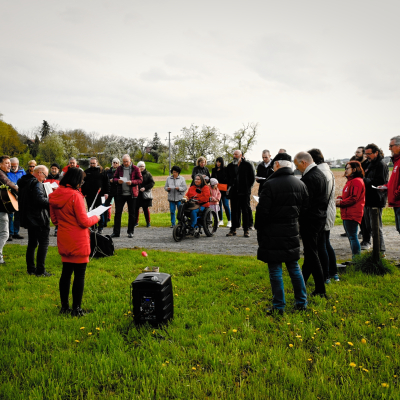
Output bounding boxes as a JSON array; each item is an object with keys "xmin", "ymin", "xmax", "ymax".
[
  {"xmin": 256, "ymin": 161, "xmax": 274, "ymax": 195},
  {"xmin": 364, "ymin": 156, "xmax": 389, "ymax": 207},
  {"xmin": 137, "ymin": 169, "xmax": 155, "ymax": 208},
  {"xmin": 82, "ymin": 167, "xmax": 110, "ymax": 199},
  {"xmin": 299, "ymin": 166, "xmax": 328, "ymax": 229},
  {"xmin": 226, "ymin": 158, "xmax": 256, "ymax": 196},
  {"xmin": 106, "ymin": 167, "xmax": 118, "ymax": 197},
  {"xmin": 211, "ymin": 167, "xmax": 228, "ymax": 185},
  {"xmin": 255, "ymin": 167, "xmax": 309, "ymax": 263},
  {"xmin": 191, "ymin": 166, "xmax": 211, "ymax": 186},
  {"xmin": 17, "ymin": 175, "xmax": 49, "ymax": 228}
]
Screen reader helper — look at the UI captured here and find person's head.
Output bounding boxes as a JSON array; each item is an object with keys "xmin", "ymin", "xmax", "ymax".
[
  {"xmin": 215, "ymin": 157, "xmax": 224, "ymax": 169},
  {"xmin": 210, "ymin": 178, "xmax": 218, "ymax": 188},
  {"xmin": 112, "ymin": 158, "xmax": 120, "ymax": 168},
  {"xmin": 137, "ymin": 161, "xmax": 146, "ymax": 173},
  {"xmin": 193, "ymin": 174, "xmax": 206, "ymax": 187},
  {"xmin": 262, "ymin": 150, "xmax": 271, "ymax": 163},
  {"xmin": 278, "ymin": 148, "xmax": 286, "ymax": 154},
  {"xmin": 89, "ymin": 157, "xmax": 98, "ymax": 167},
  {"xmin": 33, "ymin": 165, "xmax": 48, "ymax": 183},
  {"xmin": 272, "ymin": 153, "xmax": 292, "ymax": 172},
  {"xmin": 294, "ymin": 152, "xmax": 313, "ymax": 173},
  {"xmin": 344, "ymin": 160, "xmax": 364, "ymax": 178},
  {"xmin": 389, "ymin": 136, "xmax": 400, "ymax": 156},
  {"xmin": 60, "ymin": 167, "xmax": 85, "ymax": 189},
  {"xmin": 28, "ymin": 160, "xmax": 37, "ymax": 174},
  {"xmin": 307, "ymin": 148, "xmax": 325, "ymax": 165},
  {"xmin": 68, "ymin": 157, "xmax": 77, "ymax": 168},
  {"xmin": 355, "ymin": 146, "xmax": 365, "ymax": 161},
  {"xmin": 10, "ymin": 157, "xmax": 19, "ymax": 172},
  {"xmin": 365, "ymin": 143, "xmax": 383, "ymax": 162},
  {"xmin": 122, "ymin": 154, "xmax": 131, "ymax": 167},
  {"xmin": 233, "ymin": 150, "xmax": 242, "ymax": 160},
  {"xmin": 50, "ymin": 162, "xmax": 60, "ymax": 175},
  {"xmin": 171, "ymin": 165, "xmax": 181, "ymax": 178},
  {"xmin": 0, "ymin": 155, "xmax": 11, "ymax": 173},
  {"xmin": 197, "ymin": 156, "xmax": 207, "ymax": 168}
]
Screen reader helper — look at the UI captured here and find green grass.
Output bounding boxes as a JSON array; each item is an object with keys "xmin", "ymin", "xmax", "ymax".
[
  {"xmin": 1, "ymin": 246, "xmax": 400, "ymax": 399},
  {"xmin": 334, "ymin": 208, "xmax": 395, "ymax": 226},
  {"xmin": 144, "ymin": 162, "xmax": 193, "ymax": 177},
  {"xmin": 153, "ymin": 180, "xmax": 191, "ymax": 188}
]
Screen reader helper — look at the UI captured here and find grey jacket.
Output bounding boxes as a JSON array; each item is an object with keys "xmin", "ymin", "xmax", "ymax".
[
  {"xmin": 164, "ymin": 175, "xmax": 187, "ymax": 202},
  {"xmin": 317, "ymin": 163, "xmax": 336, "ymax": 230}
]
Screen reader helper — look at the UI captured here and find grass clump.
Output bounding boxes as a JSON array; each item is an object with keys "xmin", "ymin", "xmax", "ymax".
[{"xmin": 350, "ymin": 252, "xmax": 395, "ymax": 276}]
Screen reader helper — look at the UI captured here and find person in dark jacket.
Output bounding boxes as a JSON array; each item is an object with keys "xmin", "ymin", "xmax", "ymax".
[
  {"xmin": 44, "ymin": 162, "xmax": 61, "ymax": 237},
  {"xmin": 191, "ymin": 157, "xmax": 210, "ymax": 186},
  {"xmin": 256, "ymin": 150, "xmax": 274, "ymax": 195},
  {"xmin": 294, "ymin": 151, "xmax": 328, "ymax": 298},
  {"xmin": 104, "ymin": 158, "xmax": 120, "ymax": 206},
  {"xmin": 135, "ymin": 161, "xmax": 155, "ymax": 227},
  {"xmin": 255, "ymin": 153, "xmax": 309, "ymax": 315},
  {"xmin": 361, "ymin": 144, "xmax": 389, "ymax": 253},
  {"xmin": 18, "ymin": 165, "xmax": 53, "ymax": 277},
  {"xmin": 226, "ymin": 150, "xmax": 256, "ymax": 237},
  {"xmin": 211, "ymin": 157, "xmax": 231, "ymax": 227}
]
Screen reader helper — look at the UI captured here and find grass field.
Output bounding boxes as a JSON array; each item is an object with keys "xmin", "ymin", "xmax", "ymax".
[
  {"xmin": 1, "ymin": 246, "xmax": 399, "ymax": 399},
  {"xmin": 144, "ymin": 162, "xmax": 193, "ymax": 177}
]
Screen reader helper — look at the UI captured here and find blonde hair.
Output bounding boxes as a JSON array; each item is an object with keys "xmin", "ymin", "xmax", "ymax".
[{"xmin": 197, "ymin": 156, "xmax": 207, "ymax": 166}]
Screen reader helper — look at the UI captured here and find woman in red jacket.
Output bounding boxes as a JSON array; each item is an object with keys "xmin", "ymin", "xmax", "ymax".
[
  {"xmin": 185, "ymin": 174, "xmax": 210, "ymax": 233},
  {"xmin": 336, "ymin": 161, "xmax": 365, "ymax": 257},
  {"xmin": 49, "ymin": 168, "xmax": 100, "ymax": 317}
]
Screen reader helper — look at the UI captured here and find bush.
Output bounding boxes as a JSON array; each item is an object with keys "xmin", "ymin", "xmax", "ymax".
[{"xmin": 350, "ymin": 252, "xmax": 395, "ymax": 276}]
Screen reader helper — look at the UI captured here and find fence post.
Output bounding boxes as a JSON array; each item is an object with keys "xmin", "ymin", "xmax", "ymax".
[{"xmin": 371, "ymin": 207, "xmax": 380, "ymax": 262}]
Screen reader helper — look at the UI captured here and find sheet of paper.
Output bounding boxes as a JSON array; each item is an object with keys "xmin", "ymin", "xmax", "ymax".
[
  {"xmin": 255, "ymin": 176, "xmax": 266, "ymax": 180},
  {"xmin": 101, "ymin": 196, "xmax": 105, "ymax": 204},
  {"xmin": 43, "ymin": 182, "xmax": 53, "ymax": 197},
  {"xmin": 372, "ymin": 185, "xmax": 387, "ymax": 190},
  {"xmin": 50, "ymin": 182, "xmax": 59, "ymax": 189},
  {"xmin": 253, "ymin": 195, "xmax": 259, "ymax": 203},
  {"xmin": 119, "ymin": 177, "xmax": 128, "ymax": 182},
  {"xmin": 87, "ymin": 205, "xmax": 111, "ymax": 218}
]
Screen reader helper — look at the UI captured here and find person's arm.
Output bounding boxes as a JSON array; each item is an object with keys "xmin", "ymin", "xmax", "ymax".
[
  {"xmin": 49, "ymin": 202, "xmax": 58, "ymax": 226},
  {"xmin": 248, "ymin": 162, "xmax": 256, "ymax": 188},
  {"xmin": 254, "ymin": 185, "xmax": 273, "ymax": 229},
  {"xmin": 0, "ymin": 171, "xmax": 18, "ymax": 192},
  {"xmin": 144, "ymin": 174, "xmax": 155, "ymax": 191},
  {"xmin": 214, "ymin": 188, "xmax": 221, "ymax": 202},
  {"xmin": 113, "ymin": 168, "xmax": 121, "ymax": 183},
  {"xmin": 73, "ymin": 193, "xmax": 100, "ymax": 228},
  {"xmin": 164, "ymin": 178, "xmax": 171, "ymax": 192},
  {"xmin": 130, "ymin": 168, "xmax": 143, "ymax": 186},
  {"xmin": 339, "ymin": 181, "xmax": 364, "ymax": 208},
  {"xmin": 34, "ymin": 182, "xmax": 49, "ymax": 210}
]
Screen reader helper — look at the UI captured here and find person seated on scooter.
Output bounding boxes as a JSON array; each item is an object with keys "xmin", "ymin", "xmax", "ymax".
[{"xmin": 185, "ymin": 174, "xmax": 210, "ymax": 233}]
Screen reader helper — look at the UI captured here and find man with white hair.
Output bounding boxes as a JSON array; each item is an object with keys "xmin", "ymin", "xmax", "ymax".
[
  {"xmin": 294, "ymin": 151, "xmax": 328, "ymax": 298},
  {"xmin": 18, "ymin": 165, "xmax": 52, "ymax": 276},
  {"xmin": 7, "ymin": 157, "xmax": 26, "ymax": 240},
  {"xmin": 255, "ymin": 152, "xmax": 309, "ymax": 315}
]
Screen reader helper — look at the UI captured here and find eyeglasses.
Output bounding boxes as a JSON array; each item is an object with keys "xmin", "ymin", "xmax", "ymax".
[
  {"xmin": 365, "ymin": 152, "xmax": 373, "ymax": 155},
  {"xmin": 389, "ymin": 144, "xmax": 398, "ymax": 148},
  {"xmin": 345, "ymin": 167, "xmax": 352, "ymax": 170},
  {"xmin": 28, "ymin": 165, "xmax": 35, "ymax": 168},
  {"xmin": 39, "ymin": 171, "xmax": 48, "ymax": 178},
  {"xmin": 113, "ymin": 162, "xmax": 119, "ymax": 164}
]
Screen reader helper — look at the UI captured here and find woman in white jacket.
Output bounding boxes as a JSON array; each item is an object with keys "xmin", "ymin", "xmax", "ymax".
[
  {"xmin": 164, "ymin": 166, "xmax": 187, "ymax": 227},
  {"xmin": 309, "ymin": 149, "xmax": 340, "ymax": 283}
]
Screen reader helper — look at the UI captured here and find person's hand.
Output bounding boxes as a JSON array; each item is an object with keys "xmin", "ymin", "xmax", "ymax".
[
  {"xmin": 104, "ymin": 194, "xmax": 108, "ymax": 199},
  {"xmin": 126, "ymin": 181, "xmax": 132, "ymax": 186},
  {"xmin": 167, "ymin": 188, "xmax": 171, "ymax": 191},
  {"xmin": 175, "ymin": 187, "xmax": 179, "ymax": 190},
  {"xmin": 110, "ymin": 179, "xmax": 113, "ymax": 183},
  {"xmin": 140, "ymin": 187, "xmax": 145, "ymax": 192},
  {"xmin": 118, "ymin": 179, "xmax": 124, "ymax": 184},
  {"xmin": 335, "ymin": 199, "xmax": 341, "ymax": 207},
  {"xmin": 377, "ymin": 185, "xmax": 388, "ymax": 191},
  {"xmin": 97, "ymin": 216, "xmax": 101, "ymax": 222}
]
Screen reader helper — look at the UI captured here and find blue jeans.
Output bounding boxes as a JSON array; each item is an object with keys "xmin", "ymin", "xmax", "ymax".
[
  {"xmin": 267, "ymin": 261, "xmax": 307, "ymax": 311},
  {"xmin": 190, "ymin": 206, "xmax": 205, "ymax": 228},
  {"xmin": 343, "ymin": 219, "xmax": 360, "ymax": 257},
  {"xmin": 218, "ymin": 192, "xmax": 231, "ymax": 221},
  {"xmin": 395, "ymin": 207, "xmax": 400, "ymax": 234},
  {"xmin": 169, "ymin": 201, "xmax": 181, "ymax": 226},
  {"xmin": 8, "ymin": 212, "xmax": 20, "ymax": 235}
]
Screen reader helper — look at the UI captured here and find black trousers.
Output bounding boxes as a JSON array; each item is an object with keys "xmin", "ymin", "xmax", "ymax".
[
  {"xmin": 230, "ymin": 194, "xmax": 251, "ymax": 232},
  {"xmin": 114, "ymin": 195, "xmax": 136, "ymax": 235},
  {"xmin": 317, "ymin": 230, "xmax": 338, "ymax": 279},
  {"xmin": 59, "ymin": 262, "xmax": 87, "ymax": 309},
  {"xmin": 300, "ymin": 224, "xmax": 326, "ymax": 294},
  {"xmin": 26, "ymin": 226, "xmax": 50, "ymax": 274},
  {"xmin": 86, "ymin": 194, "xmax": 104, "ymax": 230}
]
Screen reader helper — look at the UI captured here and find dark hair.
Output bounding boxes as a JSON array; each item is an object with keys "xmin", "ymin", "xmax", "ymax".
[
  {"xmin": 308, "ymin": 148, "xmax": 325, "ymax": 165},
  {"xmin": 365, "ymin": 143, "xmax": 384, "ymax": 159},
  {"xmin": 0, "ymin": 155, "xmax": 10, "ymax": 164},
  {"xmin": 215, "ymin": 157, "xmax": 225, "ymax": 168},
  {"xmin": 60, "ymin": 167, "xmax": 85, "ymax": 189},
  {"xmin": 171, "ymin": 165, "xmax": 181, "ymax": 174},
  {"xmin": 193, "ymin": 174, "xmax": 206, "ymax": 188},
  {"xmin": 345, "ymin": 160, "xmax": 364, "ymax": 178},
  {"xmin": 357, "ymin": 146, "xmax": 365, "ymax": 154}
]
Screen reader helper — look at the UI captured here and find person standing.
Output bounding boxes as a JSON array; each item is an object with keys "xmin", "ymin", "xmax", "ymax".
[
  {"xmin": 112, "ymin": 154, "xmax": 142, "ymax": 238},
  {"xmin": 165, "ymin": 166, "xmax": 187, "ymax": 227},
  {"xmin": 49, "ymin": 167, "xmax": 100, "ymax": 316},
  {"xmin": 294, "ymin": 152, "xmax": 328, "ymax": 298},
  {"xmin": 226, "ymin": 150, "xmax": 255, "ymax": 238},
  {"xmin": 18, "ymin": 165, "xmax": 52, "ymax": 276},
  {"xmin": 361, "ymin": 144, "xmax": 389, "ymax": 253},
  {"xmin": 60, "ymin": 157, "xmax": 82, "ymax": 177},
  {"xmin": 0, "ymin": 155, "xmax": 19, "ymax": 264},
  {"xmin": 103, "ymin": 158, "xmax": 120, "ymax": 228},
  {"xmin": 256, "ymin": 150, "xmax": 274, "ymax": 195},
  {"xmin": 26, "ymin": 160, "xmax": 37, "ymax": 175},
  {"xmin": 135, "ymin": 161, "xmax": 155, "ymax": 227},
  {"xmin": 44, "ymin": 163, "xmax": 61, "ymax": 237},
  {"xmin": 191, "ymin": 157, "xmax": 210, "ymax": 186},
  {"xmin": 255, "ymin": 153, "xmax": 309, "ymax": 315},
  {"xmin": 336, "ymin": 161, "xmax": 366, "ymax": 258},
  {"xmin": 7, "ymin": 157, "xmax": 25, "ymax": 240},
  {"xmin": 211, "ymin": 157, "xmax": 231, "ymax": 227}
]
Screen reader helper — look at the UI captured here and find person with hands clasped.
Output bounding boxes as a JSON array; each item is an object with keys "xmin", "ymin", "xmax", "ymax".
[{"xmin": 165, "ymin": 166, "xmax": 187, "ymax": 227}]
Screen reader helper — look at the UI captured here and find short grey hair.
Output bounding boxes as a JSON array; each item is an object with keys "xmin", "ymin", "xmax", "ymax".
[
  {"xmin": 275, "ymin": 160, "xmax": 292, "ymax": 168},
  {"xmin": 122, "ymin": 154, "xmax": 131, "ymax": 160},
  {"xmin": 90, "ymin": 157, "xmax": 98, "ymax": 161},
  {"xmin": 233, "ymin": 149, "xmax": 242, "ymax": 155},
  {"xmin": 137, "ymin": 161, "xmax": 145, "ymax": 167},
  {"xmin": 262, "ymin": 150, "xmax": 270, "ymax": 155},
  {"xmin": 10, "ymin": 157, "xmax": 19, "ymax": 164},
  {"xmin": 390, "ymin": 135, "xmax": 400, "ymax": 146},
  {"xmin": 33, "ymin": 165, "xmax": 48, "ymax": 174},
  {"xmin": 69, "ymin": 157, "xmax": 76, "ymax": 162},
  {"xmin": 295, "ymin": 151, "xmax": 313, "ymax": 164}
]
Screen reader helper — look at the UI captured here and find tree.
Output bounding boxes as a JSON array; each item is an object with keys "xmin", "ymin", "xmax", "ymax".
[
  {"xmin": 38, "ymin": 133, "xmax": 65, "ymax": 166},
  {"xmin": 40, "ymin": 120, "xmax": 51, "ymax": 141},
  {"xmin": 135, "ymin": 137, "xmax": 149, "ymax": 161},
  {"xmin": 0, "ymin": 120, "xmax": 25, "ymax": 155},
  {"xmin": 63, "ymin": 138, "xmax": 79, "ymax": 161},
  {"xmin": 231, "ymin": 123, "xmax": 258, "ymax": 157},
  {"xmin": 31, "ymin": 135, "xmax": 41, "ymax": 158},
  {"xmin": 150, "ymin": 132, "xmax": 163, "ymax": 163}
]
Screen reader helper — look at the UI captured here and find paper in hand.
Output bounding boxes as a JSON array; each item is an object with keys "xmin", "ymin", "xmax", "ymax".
[
  {"xmin": 87, "ymin": 205, "xmax": 111, "ymax": 218},
  {"xmin": 50, "ymin": 182, "xmax": 59, "ymax": 189},
  {"xmin": 119, "ymin": 177, "xmax": 128, "ymax": 182},
  {"xmin": 101, "ymin": 196, "xmax": 105, "ymax": 204},
  {"xmin": 372, "ymin": 185, "xmax": 387, "ymax": 190},
  {"xmin": 253, "ymin": 195, "xmax": 259, "ymax": 203},
  {"xmin": 255, "ymin": 176, "xmax": 266, "ymax": 180}
]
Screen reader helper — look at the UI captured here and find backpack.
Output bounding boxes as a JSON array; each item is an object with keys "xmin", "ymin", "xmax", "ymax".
[{"xmin": 90, "ymin": 230, "xmax": 115, "ymax": 259}]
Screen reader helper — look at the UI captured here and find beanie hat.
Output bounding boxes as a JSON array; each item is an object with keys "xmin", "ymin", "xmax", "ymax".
[
  {"xmin": 51, "ymin": 162, "xmax": 61, "ymax": 170},
  {"xmin": 210, "ymin": 178, "xmax": 218, "ymax": 186},
  {"xmin": 273, "ymin": 153, "xmax": 291, "ymax": 162}
]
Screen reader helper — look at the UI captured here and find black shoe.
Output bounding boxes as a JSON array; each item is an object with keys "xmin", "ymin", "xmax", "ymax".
[
  {"xmin": 310, "ymin": 291, "xmax": 328, "ymax": 299},
  {"xmin": 98, "ymin": 229, "xmax": 103, "ymax": 234},
  {"xmin": 244, "ymin": 231, "xmax": 250, "ymax": 238},
  {"xmin": 27, "ymin": 270, "xmax": 36, "ymax": 275},
  {"xmin": 340, "ymin": 232, "xmax": 347, "ymax": 237},
  {"xmin": 110, "ymin": 233, "xmax": 120, "ymax": 238},
  {"xmin": 293, "ymin": 305, "xmax": 307, "ymax": 312},
  {"xmin": 7, "ymin": 237, "xmax": 12, "ymax": 242},
  {"xmin": 12, "ymin": 234, "xmax": 24, "ymax": 239},
  {"xmin": 226, "ymin": 231, "xmax": 237, "ymax": 237},
  {"xmin": 59, "ymin": 307, "xmax": 72, "ymax": 315},
  {"xmin": 134, "ymin": 223, "xmax": 139, "ymax": 227},
  {"xmin": 170, "ymin": 225, "xmax": 175, "ymax": 228},
  {"xmin": 36, "ymin": 271, "xmax": 53, "ymax": 277},
  {"xmin": 146, "ymin": 223, "xmax": 151, "ymax": 227},
  {"xmin": 128, "ymin": 233, "xmax": 133, "ymax": 238},
  {"xmin": 265, "ymin": 307, "xmax": 284, "ymax": 316},
  {"xmin": 71, "ymin": 307, "xmax": 93, "ymax": 317}
]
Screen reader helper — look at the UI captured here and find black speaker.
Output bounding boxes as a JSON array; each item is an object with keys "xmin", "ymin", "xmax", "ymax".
[{"xmin": 131, "ymin": 272, "xmax": 174, "ymax": 326}]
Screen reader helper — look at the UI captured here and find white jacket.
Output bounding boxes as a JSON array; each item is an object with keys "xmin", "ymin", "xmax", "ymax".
[
  {"xmin": 164, "ymin": 175, "xmax": 187, "ymax": 202},
  {"xmin": 317, "ymin": 163, "xmax": 336, "ymax": 230}
]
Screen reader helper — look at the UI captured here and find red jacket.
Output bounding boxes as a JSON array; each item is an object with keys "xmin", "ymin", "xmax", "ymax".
[
  {"xmin": 338, "ymin": 176, "xmax": 365, "ymax": 224},
  {"xmin": 387, "ymin": 154, "xmax": 400, "ymax": 207},
  {"xmin": 49, "ymin": 185, "xmax": 99, "ymax": 263},
  {"xmin": 113, "ymin": 164, "xmax": 143, "ymax": 198},
  {"xmin": 186, "ymin": 185, "xmax": 210, "ymax": 208}
]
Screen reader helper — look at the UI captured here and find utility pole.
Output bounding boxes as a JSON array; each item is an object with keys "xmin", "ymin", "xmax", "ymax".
[{"xmin": 168, "ymin": 132, "xmax": 171, "ymax": 173}]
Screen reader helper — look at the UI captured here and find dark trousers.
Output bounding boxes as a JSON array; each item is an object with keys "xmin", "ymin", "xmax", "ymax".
[
  {"xmin": 136, "ymin": 206, "xmax": 151, "ymax": 224},
  {"xmin": 363, "ymin": 206, "xmax": 385, "ymax": 251},
  {"xmin": 86, "ymin": 195, "xmax": 104, "ymax": 230},
  {"xmin": 114, "ymin": 195, "xmax": 136, "ymax": 235},
  {"xmin": 230, "ymin": 194, "xmax": 251, "ymax": 231},
  {"xmin": 8, "ymin": 211, "xmax": 20, "ymax": 235},
  {"xmin": 317, "ymin": 230, "xmax": 338, "ymax": 279},
  {"xmin": 26, "ymin": 225, "xmax": 50, "ymax": 274},
  {"xmin": 59, "ymin": 262, "xmax": 87, "ymax": 309},
  {"xmin": 300, "ymin": 225, "xmax": 326, "ymax": 294}
]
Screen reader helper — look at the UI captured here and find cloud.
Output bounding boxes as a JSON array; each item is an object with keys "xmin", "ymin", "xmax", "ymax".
[{"xmin": 140, "ymin": 67, "xmax": 202, "ymax": 82}]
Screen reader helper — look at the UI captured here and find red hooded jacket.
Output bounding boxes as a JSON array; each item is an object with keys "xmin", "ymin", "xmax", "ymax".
[
  {"xmin": 49, "ymin": 185, "xmax": 99, "ymax": 263},
  {"xmin": 387, "ymin": 154, "xmax": 400, "ymax": 207},
  {"xmin": 338, "ymin": 176, "xmax": 365, "ymax": 224},
  {"xmin": 186, "ymin": 185, "xmax": 210, "ymax": 207}
]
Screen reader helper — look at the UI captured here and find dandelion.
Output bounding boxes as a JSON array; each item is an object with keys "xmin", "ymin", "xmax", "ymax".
[
  {"xmin": 102, "ymin": 321, "xmax": 105, "ymax": 323},
  {"xmin": 166, "ymin": 361, "xmax": 169, "ymax": 364},
  {"xmin": 296, "ymin": 335, "xmax": 301, "ymax": 338},
  {"xmin": 80, "ymin": 327, "xmax": 85, "ymax": 330},
  {"xmin": 316, "ymin": 328, "xmax": 320, "ymax": 331},
  {"xmin": 198, "ymin": 335, "xmax": 201, "ymax": 338},
  {"xmin": 335, "ymin": 342, "xmax": 341, "ymax": 346},
  {"xmin": 232, "ymin": 329, "xmax": 237, "ymax": 333},
  {"xmin": 348, "ymin": 342, "xmax": 354, "ymax": 346},
  {"xmin": 289, "ymin": 344, "xmax": 293, "ymax": 347},
  {"xmin": 124, "ymin": 313, "xmax": 127, "ymax": 316},
  {"xmin": 96, "ymin": 327, "xmax": 100, "ymax": 331},
  {"xmin": 363, "ymin": 369, "xmax": 369, "ymax": 372},
  {"xmin": 394, "ymin": 375, "xmax": 397, "ymax": 378},
  {"xmin": 349, "ymin": 363, "xmax": 356, "ymax": 367},
  {"xmin": 308, "ymin": 359, "xmax": 312, "ymax": 361},
  {"xmin": 381, "ymin": 383, "xmax": 389, "ymax": 388},
  {"xmin": 246, "ymin": 307, "xmax": 250, "ymax": 311},
  {"xmin": 390, "ymin": 317, "xmax": 394, "ymax": 320},
  {"xmin": 361, "ymin": 339, "xmax": 367, "ymax": 344},
  {"xmin": 128, "ymin": 311, "xmax": 132, "ymax": 314},
  {"xmin": 287, "ymin": 323, "xmax": 291, "ymax": 325},
  {"xmin": 311, "ymin": 337, "xmax": 315, "ymax": 340},
  {"xmin": 199, "ymin": 266, "xmax": 202, "ymax": 268},
  {"xmin": 192, "ymin": 367, "xmax": 196, "ymax": 370},
  {"xmin": 341, "ymin": 318, "xmax": 345, "ymax": 321},
  {"xmin": 175, "ymin": 294, "xmax": 178, "ymax": 296},
  {"xmin": 365, "ymin": 321, "xmax": 370, "ymax": 324},
  {"xmin": 75, "ymin": 340, "xmax": 80, "ymax": 343},
  {"xmin": 162, "ymin": 363, "xmax": 166, "ymax": 367},
  {"xmin": 222, "ymin": 332, "xmax": 226, "ymax": 334}
]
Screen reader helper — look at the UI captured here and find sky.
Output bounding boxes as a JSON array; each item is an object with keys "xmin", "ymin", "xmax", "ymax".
[{"xmin": 1, "ymin": 0, "xmax": 399, "ymax": 161}]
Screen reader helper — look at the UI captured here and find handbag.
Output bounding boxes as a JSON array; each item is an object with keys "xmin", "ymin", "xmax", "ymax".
[
  {"xmin": 217, "ymin": 183, "xmax": 228, "ymax": 192},
  {"xmin": 142, "ymin": 189, "xmax": 153, "ymax": 200}
]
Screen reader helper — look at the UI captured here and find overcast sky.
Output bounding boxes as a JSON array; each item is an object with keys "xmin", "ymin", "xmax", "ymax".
[{"xmin": 1, "ymin": 0, "xmax": 399, "ymax": 161}]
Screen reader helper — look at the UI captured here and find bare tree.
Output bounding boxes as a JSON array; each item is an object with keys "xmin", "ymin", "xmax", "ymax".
[{"xmin": 231, "ymin": 123, "xmax": 258, "ymax": 157}]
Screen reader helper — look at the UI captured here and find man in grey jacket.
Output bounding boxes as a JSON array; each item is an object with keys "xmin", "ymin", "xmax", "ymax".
[{"xmin": 164, "ymin": 166, "xmax": 187, "ymax": 227}]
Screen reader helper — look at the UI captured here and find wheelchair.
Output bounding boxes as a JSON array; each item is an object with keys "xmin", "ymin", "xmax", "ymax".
[{"xmin": 172, "ymin": 198, "xmax": 218, "ymax": 242}]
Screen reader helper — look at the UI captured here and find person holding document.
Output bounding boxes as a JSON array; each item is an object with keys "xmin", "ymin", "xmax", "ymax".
[{"xmin": 49, "ymin": 167, "xmax": 100, "ymax": 316}]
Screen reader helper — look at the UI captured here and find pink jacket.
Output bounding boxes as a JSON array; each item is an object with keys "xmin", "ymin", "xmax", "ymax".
[{"xmin": 209, "ymin": 186, "xmax": 221, "ymax": 205}]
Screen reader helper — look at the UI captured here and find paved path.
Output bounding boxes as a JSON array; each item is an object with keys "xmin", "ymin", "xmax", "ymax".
[{"xmin": 7, "ymin": 225, "xmax": 400, "ymax": 262}]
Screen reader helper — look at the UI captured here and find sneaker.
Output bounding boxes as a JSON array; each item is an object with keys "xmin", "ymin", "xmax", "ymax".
[
  {"xmin": 381, "ymin": 252, "xmax": 386, "ymax": 258},
  {"xmin": 226, "ymin": 231, "xmax": 236, "ymax": 237},
  {"xmin": 146, "ymin": 223, "xmax": 151, "ymax": 227},
  {"xmin": 71, "ymin": 307, "xmax": 93, "ymax": 317},
  {"xmin": 336, "ymin": 263, "xmax": 346, "ymax": 268},
  {"xmin": 170, "ymin": 225, "xmax": 175, "ymax": 228},
  {"xmin": 331, "ymin": 274, "xmax": 340, "ymax": 282},
  {"xmin": 360, "ymin": 241, "xmax": 371, "ymax": 250},
  {"xmin": 227, "ymin": 221, "xmax": 232, "ymax": 228},
  {"xmin": 310, "ymin": 291, "xmax": 329, "ymax": 299},
  {"xmin": 12, "ymin": 234, "xmax": 24, "ymax": 239},
  {"xmin": 340, "ymin": 232, "xmax": 347, "ymax": 237},
  {"xmin": 325, "ymin": 278, "xmax": 331, "ymax": 284},
  {"xmin": 98, "ymin": 229, "xmax": 103, "ymax": 235},
  {"xmin": 265, "ymin": 307, "xmax": 284, "ymax": 316},
  {"xmin": 110, "ymin": 233, "xmax": 120, "ymax": 238},
  {"xmin": 128, "ymin": 233, "xmax": 133, "ymax": 238},
  {"xmin": 293, "ymin": 305, "xmax": 307, "ymax": 312},
  {"xmin": 7, "ymin": 237, "xmax": 12, "ymax": 242},
  {"xmin": 135, "ymin": 223, "xmax": 139, "ymax": 227},
  {"xmin": 36, "ymin": 271, "xmax": 53, "ymax": 277},
  {"xmin": 218, "ymin": 220, "xmax": 224, "ymax": 226},
  {"xmin": 59, "ymin": 307, "xmax": 72, "ymax": 315},
  {"xmin": 27, "ymin": 269, "xmax": 36, "ymax": 275},
  {"xmin": 249, "ymin": 226, "xmax": 255, "ymax": 231},
  {"xmin": 244, "ymin": 231, "xmax": 250, "ymax": 238},
  {"xmin": 0, "ymin": 257, "xmax": 5, "ymax": 265}
]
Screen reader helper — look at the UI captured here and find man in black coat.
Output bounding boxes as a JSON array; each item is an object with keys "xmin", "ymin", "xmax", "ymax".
[
  {"xmin": 256, "ymin": 149, "xmax": 274, "ymax": 195},
  {"xmin": 361, "ymin": 144, "xmax": 389, "ymax": 253},
  {"xmin": 18, "ymin": 165, "xmax": 52, "ymax": 277},
  {"xmin": 255, "ymin": 153, "xmax": 309, "ymax": 314},
  {"xmin": 226, "ymin": 150, "xmax": 255, "ymax": 237},
  {"xmin": 294, "ymin": 151, "xmax": 328, "ymax": 297}
]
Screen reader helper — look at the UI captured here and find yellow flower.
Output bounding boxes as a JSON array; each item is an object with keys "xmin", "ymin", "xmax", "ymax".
[
  {"xmin": 311, "ymin": 337, "xmax": 315, "ymax": 340},
  {"xmin": 361, "ymin": 339, "xmax": 367, "ymax": 344},
  {"xmin": 166, "ymin": 361, "xmax": 169, "ymax": 364},
  {"xmin": 232, "ymin": 329, "xmax": 237, "ymax": 333},
  {"xmin": 80, "ymin": 327, "xmax": 85, "ymax": 330},
  {"xmin": 175, "ymin": 294, "xmax": 178, "ymax": 296},
  {"xmin": 296, "ymin": 335, "xmax": 301, "ymax": 338},
  {"xmin": 162, "ymin": 364, "xmax": 166, "ymax": 367},
  {"xmin": 308, "ymin": 359, "xmax": 312, "ymax": 361},
  {"xmin": 192, "ymin": 367, "xmax": 196, "ymax": 370},
  {"xmin": 287, "ymin": 323, "xmax": 291, "ymax": 325},
  {"xmin": 124, "ymin": 313, "xmax": 127, "ymax": 316},
  {"xmin": 365, "ymin": 321, "xmax": 370, "ymax": 324},
  {"xmin": 198, "ymin": 335, "xmax": 201, "ymax": 338},
  {"xmin": 341, "ymin": 318, "xmax": 345, "ymax": 321},
  {"xmin": 88, "ymin": 332, "xmax": 92, "ymax": 336},
  {"xmin": 128, "ymin": 311, "xmax": 132, "ymax": 314},
  {"xmin": 381, "ymin": 383, "xmax": 389, "ymax": 388},
  {"xmin": 222, "ymin": 332, "xmax": 226, "ymax": 334},
  {"xmin": 102, "ymin": 321, "xmax": 105, "ymax": 323},
  {"xmin": 75, "ymin": 340, "xmax": 80, "ymax": 343},
  {"xmin": 335, "ymin": 342, "xmax": 341, "ymax": 346},
  {"xmin": 348, "ymin": 342, "xmax": 354, "ymax": 346},
  {"xmin": 349, "ymin": 363, "xmax": 356, "ymax": 367},
  {"xmin": 316, "ymin": 328, "xmax": 320, "ymax": 331},
  {"xmin": 246, "ymin": 307, "xmax": 250, "ymax": 311},
  {"xmin": 289, "ymin": 344, "xmax": 293, "ymax": 348},
  {"xmin": 363, "ymin": 369, "xmax": 369, "ymax": 372},
  {"xmin": 394, "ymin": 375, "xmax": 397, "ymax": 378}
]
